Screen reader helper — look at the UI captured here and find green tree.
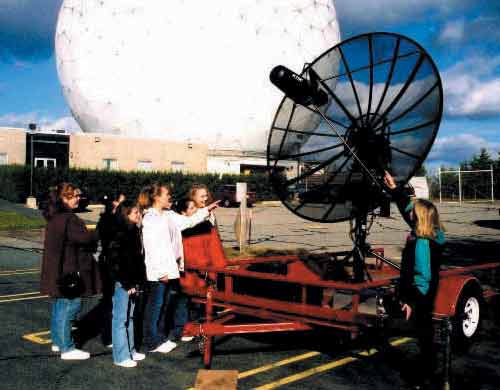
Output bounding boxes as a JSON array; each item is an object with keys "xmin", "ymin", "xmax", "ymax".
[
  {"xmin": 414, "ymin": 164, "xmax": 427, "ymax": 176},
  {"xmin": 469, "ymin": 148, "xmax": 494, "ymax": 170}
]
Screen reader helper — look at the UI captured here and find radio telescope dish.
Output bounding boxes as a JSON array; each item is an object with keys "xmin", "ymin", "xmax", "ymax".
[{"xmin": 267, "ymin": 32, "xmax": 443, "ymax": 223}]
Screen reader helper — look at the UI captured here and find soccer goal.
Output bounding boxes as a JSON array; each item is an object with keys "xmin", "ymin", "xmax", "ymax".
[{"xmin": 438, "ymin": 166, "xmax": 495, "ymax": 203}]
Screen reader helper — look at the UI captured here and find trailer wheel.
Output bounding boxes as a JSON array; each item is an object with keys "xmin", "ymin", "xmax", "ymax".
[{"xmin": 452, "ymin": 284, "xmax": 482, "ymax": 351}]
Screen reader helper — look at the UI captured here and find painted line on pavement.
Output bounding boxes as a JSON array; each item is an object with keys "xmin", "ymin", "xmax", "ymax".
[
  {"xmin": 186, "ymin": 351, "xmax": 321, "ymax": 390},
  {"xmin": 0, "ymin": 291, "xmax": 40, "ymax": 298},
  {"xmin": 239, "ymin": 351, "xmax": 321, "ymax": 379},
  {"xmin": 0, "ymin": 270, "xmax": 39, "ymax": 277},
  {"xmin": 0, "ymin": 268, "xmax": 39, "ymax": 274},
  {"xmin": 23, "ymin": 330, "xmax": 51, "ymax": 345},
  {"xmin": 0, "ymin": 294, "xmax": 49, "ymax": 303},
  {"xmin": 186, "ymin": 337, "xmax": 413, "ymax": 390},
  {"xmin": 254, "ymin": 337, "xmax": 413, "ymax": 390}
]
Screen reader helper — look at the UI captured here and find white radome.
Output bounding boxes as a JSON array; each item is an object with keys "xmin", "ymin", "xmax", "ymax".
[{"xmin": 55, "ymin": 0, "xmax": 340, "ymax": 151}]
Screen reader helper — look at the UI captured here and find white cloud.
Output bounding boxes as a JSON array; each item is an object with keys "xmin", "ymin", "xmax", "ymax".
[
  {"xmin": 0, "ymin": 112, "xmax": 40, "ymax": 127},
  {"xmin": 428, "ymin": 133, "xmax": 500, "ymax": 166},
  {"xmin": 438, "ymin": 20, "xmax": 465, "ymax": 44},
  {"xmin": 0, "ymin": 112, "xmax": 82, "ymax": 133},
  {"xmin": 443, "ymin": 56, "xmax": 500, "ymax": 117},
  {"xmin": 436, "ymin": 14, "xmax": 500, "ymax": 47},
  {"xmin": 40, "ymin": 116, "xmax": 82, "ymax": 133}
]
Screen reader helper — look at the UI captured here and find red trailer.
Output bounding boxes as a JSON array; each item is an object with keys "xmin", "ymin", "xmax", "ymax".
[
  {"xmin": 181, "ymin": 31, "xmax": 500, "ymax": 369},
  {"xmin": 182, "ymin": 249, "xmax": 500, "ymax": 367}
]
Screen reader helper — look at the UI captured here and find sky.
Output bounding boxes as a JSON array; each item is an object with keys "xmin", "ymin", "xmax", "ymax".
[{"xmin": 0, "ymin": 0, "xmax": 499, "ymax": 172}]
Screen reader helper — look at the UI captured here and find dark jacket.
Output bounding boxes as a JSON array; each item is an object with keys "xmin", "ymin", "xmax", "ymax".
[
  {"xmin": 399, "ymin": 233, "xmax": 444, "ymax": 303},
  {"xmin": 40, "ymin": 212, "xmax": 101, "ymax": 297},
  {"xmin": 96, "ymin": 211, "xmax": 117, "ymax": 263},
  {"xmin": 107, "ymin": 223, "xmax": 146, "ymax": 290},
  {"xmin": 391, "ymin": 188, "xmax": 444, "ymax": 303}
]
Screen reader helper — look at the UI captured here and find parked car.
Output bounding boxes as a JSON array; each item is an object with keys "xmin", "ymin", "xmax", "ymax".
[
  {"xmin": 213, "ymin": 184, "xmax": 256, "ymax": 207},
  {"xmin": 37, "ymin": 189, "xmax": 90, "ymax": 213}
]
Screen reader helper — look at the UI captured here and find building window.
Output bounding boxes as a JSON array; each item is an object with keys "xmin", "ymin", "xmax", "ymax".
[
  {"xmin": 0, "ymin": 153, "xmax": 7, "ymax": 165},
  {"xmin": 34, "ymin": 157, "xmax": 56, "ymax": 168},
  {"xmin": 102, "ymin": 158, "xmax": 118, "ymax": 170},
  {"xmin": 171, "ymin": 161, "xmax": 185, "ymax": 172},
  {"xmin": 137, "ymin": 160, "xmax": 153, "ymax": 171}
]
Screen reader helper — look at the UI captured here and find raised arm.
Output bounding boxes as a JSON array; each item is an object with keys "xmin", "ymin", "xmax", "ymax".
[
  {"xmin": 169, "ymin": 200, "xmax": 220, "ymax": 231},
  {"xmin": 384, "ymin": 171, "xmax": 414, "ymax": 228}
]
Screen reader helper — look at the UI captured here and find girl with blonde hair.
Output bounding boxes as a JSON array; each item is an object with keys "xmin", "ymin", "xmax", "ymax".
[
  {"xmin": 139, "ymin": 183, "xmax": 218, "ymax": 353},
  {"xmin": 384, "ymin": 171, "xmax": 445, "ymax": 386}
]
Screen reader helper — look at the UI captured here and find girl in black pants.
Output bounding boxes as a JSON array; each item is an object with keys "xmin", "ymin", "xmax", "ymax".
[{"xmin": 385, "ymin": 172, "xmax": 445, "ymax": 387}]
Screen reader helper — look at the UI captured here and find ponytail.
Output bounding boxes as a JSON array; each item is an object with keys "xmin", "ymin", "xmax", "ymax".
[{"xmin": 137, "ymin": 182, "xmax": 170, "ymax": 211}]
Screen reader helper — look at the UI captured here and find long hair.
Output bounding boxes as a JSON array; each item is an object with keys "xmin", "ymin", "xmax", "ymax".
[
  {"xmin": 188, "ymin": 183, "xmax": 213, "ymax": 206},
  {"xmin": 43, "ymin": 182, "xmax": 79, "ymax": 220},
  {"xmin": 137, "ymin": 183, "xmax": 169, "ymax": 210},
  {"xmin": 115, "ymin": 199, "xmax": 138, "ymax": 228},
  {"xmin": 413, "ymin": 199, "xmax": 444, "ymax": 239}
]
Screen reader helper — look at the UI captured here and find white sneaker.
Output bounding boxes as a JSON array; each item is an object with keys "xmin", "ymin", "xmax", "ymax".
[
  {"xmin": 132, "ymin": 351, "xmax": 146, "ymax": 361},
  {"xmin": 181, "ymin": 336, "xmax": 194, "ymax": 342},
  {"xmin": 150, "ymin": 340, "xmax": 177, "ymax": 354},
  {"xmin": 61, "ymin": 349, "xmax": 90, "ymax": 360},
  {"xmin": 51, "ymin": 345, "xmax": 60, "ymax": 352},
  {"xmin": 105, "ymin": 344, "xmax": 113, "ymax": 348},
  {"xmin": 114, "ymin": 359, "xmax": 137, "ymax": 368}
]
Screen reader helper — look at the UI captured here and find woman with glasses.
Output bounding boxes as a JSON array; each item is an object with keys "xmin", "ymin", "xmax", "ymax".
[{"xmin": 40, "ymin": 183, "xmax": 101, "ymax": 360}]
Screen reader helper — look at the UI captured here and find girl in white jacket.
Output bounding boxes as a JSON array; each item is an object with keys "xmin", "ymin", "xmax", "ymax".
[{"xmin": 139, "ymin": 183, "xmax": 218, "ymax": 353}]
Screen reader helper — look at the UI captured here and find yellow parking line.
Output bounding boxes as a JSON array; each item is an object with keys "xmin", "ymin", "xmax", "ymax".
[
  {"xmin": 0, "ymin": 268, "xmax": 39, "ymax": 274},
  {"xmin": 0, "ymin": 271, "xmax": 39, "ymax": 277},
  {"xmin": 0, "ymin": 295, "xmax": 48, "ymax": 303},
  {"xmin": 239, "ymin": 351, "xmax": 320, "ymax": 379},
  {"xmin": 23, "ymin": 330, "xmax": 51, "ymax": 345},
  {"xmin": 185, "ymin": 337, "xmax": 414, "ymax": 390},
  {"xmin": 254, "ymin": 337, "xmax": 413, "ymax": 390},
  {"xmin": 186, "ymin": 351, "xmax": 321, "ymax": 390},
  {"xmin": 0, "ymin": 291, "xmax": 40, "ymax": 298}
]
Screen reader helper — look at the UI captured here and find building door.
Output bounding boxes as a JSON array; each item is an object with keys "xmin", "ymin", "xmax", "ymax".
[{"xmin": 34, "ymin": 157, "xmax": 57, "ymax": 168}]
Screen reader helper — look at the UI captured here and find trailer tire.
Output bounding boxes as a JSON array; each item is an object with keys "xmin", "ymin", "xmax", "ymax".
[{"xmin": 452, "ymin": 284, "xmax": 482, "ymax": 352}]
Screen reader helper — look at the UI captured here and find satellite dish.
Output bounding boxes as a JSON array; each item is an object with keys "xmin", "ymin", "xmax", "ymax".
[{"xmin": 267, "ymin": 32, "xmax": 443, "ymax": 224}]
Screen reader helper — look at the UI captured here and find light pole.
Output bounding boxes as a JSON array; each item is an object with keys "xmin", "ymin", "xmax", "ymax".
[{"xmin": 26, "ymin": 123, "xmax": 37, "ymax": 208}]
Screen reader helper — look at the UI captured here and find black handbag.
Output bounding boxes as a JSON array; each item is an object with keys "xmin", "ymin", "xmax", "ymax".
[
  {"xmin": 56, "ymin": 216, "xmax": 85, "ymax": 299},
  {"xmin": 57, "ymin": 272, "xmax": 85, "ymax": 299}
]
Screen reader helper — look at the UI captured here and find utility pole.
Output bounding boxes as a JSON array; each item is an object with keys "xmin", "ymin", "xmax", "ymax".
[{"xmin": 26, "ymin": 123, "xmax": 37, "ymax": 208}]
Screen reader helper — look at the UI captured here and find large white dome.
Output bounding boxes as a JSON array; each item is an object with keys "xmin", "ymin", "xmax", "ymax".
[{"xmin": 55, "ymin": 0, "xmax": 340, "ymax": 151}]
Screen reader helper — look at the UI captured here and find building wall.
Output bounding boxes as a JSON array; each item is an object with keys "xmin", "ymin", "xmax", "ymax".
[
  {"xmin": 69, "ymin": 133, "xmax": 208, "ymax": 173},
  {"xmin": 0, "ymin": 127, "xmax": 26, "ymax": 165},
  {"xmin": 207, "ymin": 149, "xmax": 297, "ymax": 178}
]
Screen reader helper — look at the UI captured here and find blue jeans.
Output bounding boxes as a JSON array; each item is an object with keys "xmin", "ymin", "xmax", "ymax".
[
  {"xmin": 51, "ymin": 297, "xmax": 82, "ymax": 353},
  {"xmin": 142, "ymin": 281, "xmax": 169, "ymax": 351},
  {"xmin": 167, "ymin": 287, "xmax": 188, "ymax": 340},
  {"xmin": 112, "ymin": 282, "xmax": 136, "ymax": 363}
]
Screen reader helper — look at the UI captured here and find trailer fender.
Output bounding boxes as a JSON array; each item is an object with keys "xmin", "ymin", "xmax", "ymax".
[{"xmin": 433, "ymin": 275, "xmax": 481, "ymax": 317}]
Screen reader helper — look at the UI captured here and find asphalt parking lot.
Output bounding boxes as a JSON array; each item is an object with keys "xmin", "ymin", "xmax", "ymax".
[{"xmin": 0, "ymin": 201, "xmax": 499, "ymax": 389}]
